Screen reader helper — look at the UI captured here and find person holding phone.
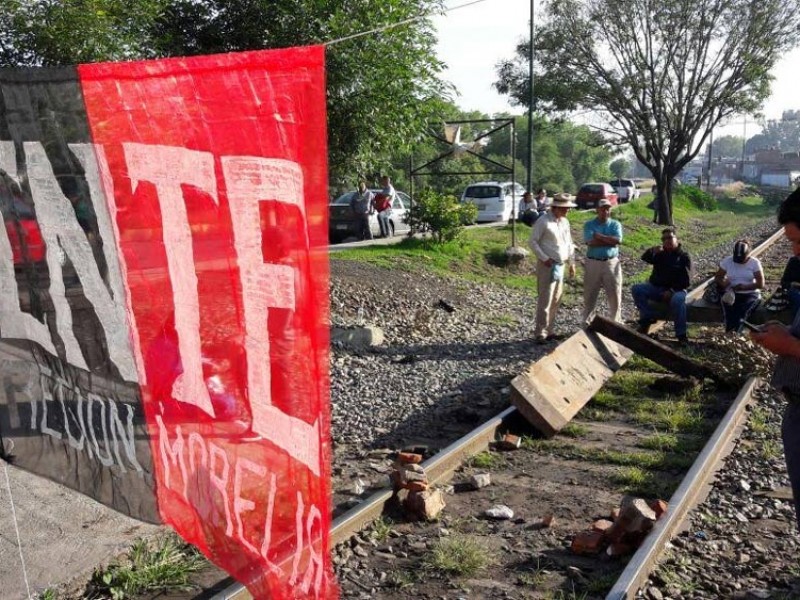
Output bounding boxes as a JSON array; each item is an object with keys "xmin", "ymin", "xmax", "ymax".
[
  {"xmin": 714, "ymin": 239, "xmax": 764, "ymax": 332},
  {"xmin": 751, "ymin": 187, "xmax": 800, "ymax": 531}
]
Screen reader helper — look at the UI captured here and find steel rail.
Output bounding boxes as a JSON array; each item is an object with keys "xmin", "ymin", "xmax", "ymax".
[
  {"xmin": 210, "ymin": 226, "xmax": 784, "ymax": 599},
  {"xmin": 605, "ymin": 376, "xmax": 762, "ymax": 600}
]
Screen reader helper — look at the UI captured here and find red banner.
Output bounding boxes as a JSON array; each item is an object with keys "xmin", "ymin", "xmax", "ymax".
[{"xmin": 78, "ymin": 47, "xmax": 335, "ymax": 598}]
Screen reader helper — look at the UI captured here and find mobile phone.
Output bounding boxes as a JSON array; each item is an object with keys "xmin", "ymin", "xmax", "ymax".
[{"xmin": 741, "ymin": 320, "xmax": 762, "ymax": 332}]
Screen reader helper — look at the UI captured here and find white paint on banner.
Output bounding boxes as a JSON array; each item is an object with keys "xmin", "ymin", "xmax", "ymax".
[
  {"xmin": 123, "ymin": 143, "xmax": 217, "ymax": 418},
  {"xmin": 0, "ymin": 141, "xmax": 58, "ymax": 356},
  {"xmin": 222, "ymin": 156, "xmax": 320, "ymax": 477}
]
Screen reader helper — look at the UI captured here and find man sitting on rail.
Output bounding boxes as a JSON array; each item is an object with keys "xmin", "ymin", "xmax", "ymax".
[{"xmin": 631, "ymin": 228, "xmax": 692, "ymax": 345}]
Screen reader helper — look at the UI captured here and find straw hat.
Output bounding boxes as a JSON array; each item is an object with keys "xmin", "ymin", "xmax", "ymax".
[{"xmin": 550, "ymin": 193, "xmax": 577, "ymax": 208}]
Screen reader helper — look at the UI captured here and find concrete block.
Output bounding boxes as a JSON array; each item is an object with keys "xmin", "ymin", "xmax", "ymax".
[{"xmin": 510, "ymin": 329, "xmax": 632, "ymax": 436}]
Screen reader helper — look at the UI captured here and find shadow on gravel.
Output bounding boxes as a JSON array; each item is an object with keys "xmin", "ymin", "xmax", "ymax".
[
  {"xmin": 374, "ymin": 336, "xmax": 544, "ymax": 363},
  {"xmin": 367, "ymin": 372, "xmax": 517, "ymax": 451}
]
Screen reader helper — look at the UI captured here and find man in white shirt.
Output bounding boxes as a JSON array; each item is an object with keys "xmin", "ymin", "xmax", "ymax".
[{"xmin": 528, "ymin": 193, "xmax": 577, "ymax": 343}]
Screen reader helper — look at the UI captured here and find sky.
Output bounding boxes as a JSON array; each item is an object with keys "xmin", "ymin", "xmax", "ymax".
[{"xmin": 433, "ymin": 0, "xmax": 800, "ymax": 141}]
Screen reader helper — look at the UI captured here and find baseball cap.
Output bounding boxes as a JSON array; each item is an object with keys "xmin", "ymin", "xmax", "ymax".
[{"xmin": 597, "ymin": 199, "xmax": 613, "ymax": 208}]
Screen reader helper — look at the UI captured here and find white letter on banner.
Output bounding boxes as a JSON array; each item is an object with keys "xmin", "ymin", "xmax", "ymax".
[
  {"xmin": 0, "ymin": 142, "xmax": 57, "ymax": 355},
  {"xmin": 69, "ymin": 143, "xmax": 141, "ymax": 383},
  {"xmin": 24, "ymin": 142, "xmax": 89, "ymax": 370},
  {"xmin": 123, "ymin": 143, "xmax": 216, "ymax": 417},
  {"xmin": 221, "ymin": 157, "xmax": 320, "ymax": 477}
]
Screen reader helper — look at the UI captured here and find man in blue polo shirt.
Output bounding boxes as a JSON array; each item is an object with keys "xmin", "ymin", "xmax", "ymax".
[{"xmin": 583, "ymin": 199, "xmax": 623, "ymax": 325}]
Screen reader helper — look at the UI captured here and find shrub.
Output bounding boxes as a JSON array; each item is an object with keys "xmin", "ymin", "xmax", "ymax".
[
  {"xmin": 674, "ymin": 185, "xmax": 717, "ymax": 211},
  {"xmin": 404, "ymin": 188, "xmax": 477, "ymax": 244}
]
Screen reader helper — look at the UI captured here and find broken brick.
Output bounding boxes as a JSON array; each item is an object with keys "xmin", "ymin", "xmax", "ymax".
[
  {"xmin": 497, "ymin": 434, "xmax": 522, "ymax": 450},
  {"xmin": 592, "ymin": 519, "xmax": 614, "ymax": 534},
  {"xmin": 571, "ymin": 530, "xmax": 605, "ymax": 555},
  {"xmin": 405, "ymin": 481, "xmax": 429, "ymax": 492},
  {"xmin": 397, "ymin": 452, "xmax": 423, "ymax": 465},
  {"xmin": 648, "ymin": 499, "xmax": 669, "ymax": 519}
]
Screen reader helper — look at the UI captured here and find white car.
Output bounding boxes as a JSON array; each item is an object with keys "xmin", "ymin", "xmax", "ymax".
[
  {"xmin": 608, "ymin": 178, "xmax": 640, "ymax": 203},
  {"xmin": 460, "ymin": 181, "xmax": 525, "ymax": 222}
]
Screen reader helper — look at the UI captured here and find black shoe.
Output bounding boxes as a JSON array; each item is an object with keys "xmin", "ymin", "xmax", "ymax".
[
  {"xmin": 536, "ymin": 336, "xmax": 549, "ymax": 345},
  {"xmin": 636, "ymin": 321, "xmax": 654, "ymax": 334}
]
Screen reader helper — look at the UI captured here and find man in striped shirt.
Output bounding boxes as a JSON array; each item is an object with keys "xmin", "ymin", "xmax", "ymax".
[{"xmin": 751, "ymin": 186, "xmax": 800, "ymax": 530}]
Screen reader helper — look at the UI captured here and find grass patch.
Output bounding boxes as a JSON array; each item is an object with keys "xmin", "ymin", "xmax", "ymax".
[
  {"xmin": 91, "ymin": 536, "xmax": 204, "ymax": 599},
  {"xmin": 560, "ymin": 423, "xmax": 590, "ymax": 438},
  {"xmin": 470, "ymin": 450, "xmax": 503, "ymax": 469},
  {"xmin": 749, "ymin": 405, "xmax": 772, "ymax": 434},
  {"xmin": 581, "ymin": 572, "xmax": 620, "ymax": 595},
  {"xmin": 385, "ymin": 569, "xmax": 418, "ymax": 589},
  {"xmin": 612, "ymin": 466, "xmax": 652, "ymax": 491},
  {"xmin": 423, "ymin": 536, "xmax": 493, "ymax": 576},
  {"xmin": 761, "ymin": 439, "xmax": 781, "ymax": 460},
  {"xmin": 633, "ymin": 399, "xmax": 707, "ymax": 434},
  {"xmin": 370, "ymin": 516, "xmax": 394, "ymax": 542}
]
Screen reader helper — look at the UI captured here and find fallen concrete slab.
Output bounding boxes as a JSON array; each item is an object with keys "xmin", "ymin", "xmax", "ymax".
[{"xmin": 510, "ymin": 328, "xmax": 632, "ymax": 437}]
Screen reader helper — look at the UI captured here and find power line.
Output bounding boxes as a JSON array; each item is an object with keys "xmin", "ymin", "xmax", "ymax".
[{"xmin": 325, "ymin": 0, "xmax": 493, "ymax": 47}]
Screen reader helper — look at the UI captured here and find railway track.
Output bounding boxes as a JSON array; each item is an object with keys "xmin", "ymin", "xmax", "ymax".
[{"xmin": 204, "ymin": 227, "xmax": 797, "ymax": 598}]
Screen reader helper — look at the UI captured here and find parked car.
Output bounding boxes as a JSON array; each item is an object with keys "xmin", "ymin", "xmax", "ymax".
[
  {"xmin": 328, "ymin": 189, "xmax": 411, "ymax": 243},
  {"xmin": 2, "ymin": 195, "xmax": 46, "ymax": 265},
  {"xmin": 460, "ymin": 181, "xmax": 525, "ymax": 223},
  {"xmin": 576, "ymin": 183, "xmax": 618, "ymax": 209},
  {"xmin": 608, "ymin": 178, "xmax": 639, "ymax": 203}
]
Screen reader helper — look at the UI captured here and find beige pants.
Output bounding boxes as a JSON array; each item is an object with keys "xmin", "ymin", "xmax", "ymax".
[
  {"xmin": 535, "ymin": 259, "xmax": 564, "ymax": 339},
  {"xmin": 582, "ymin": 257, "xmax": 622, "ymax": 325}
]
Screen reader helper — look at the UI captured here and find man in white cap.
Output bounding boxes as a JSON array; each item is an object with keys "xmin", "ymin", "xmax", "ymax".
[
  {"xmin": 583, "ymin": 198, "xmax": 623, "ymax": 325},
  {"xmin": 529, "ymin": 192, "xmax": 577, "ymax": 343}
]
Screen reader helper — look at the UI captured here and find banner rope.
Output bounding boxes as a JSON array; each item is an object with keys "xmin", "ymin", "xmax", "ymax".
[
  {"xmin": 325, "ymin": 0, "xmax": 491, "ymax": 46},
  {"xmin": 3, "ymin": 461, "xmax": 32, "ymax": 599}
]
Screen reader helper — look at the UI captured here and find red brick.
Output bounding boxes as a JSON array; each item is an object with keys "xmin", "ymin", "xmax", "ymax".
[
  {"xmin": 405, "ymin": 481, "xmax": 429, "ymax": 492},
  {"xmin": 592, "ymin": 519, "xmax": 614, "ymax": 534},
  {"xmin": 571, "ymin": 530, "xmax": 605, "ymax": 555},
  {"xmin": 497, "ymin": 434, "xmax": 522, "ymax": 450},
  {"xmin": 648, "ymin": 499, "xmax": 669, "ymax": 519},
  {"xmin": 398, "ymin": 452, "xmax": 423, "ymax": 465}
]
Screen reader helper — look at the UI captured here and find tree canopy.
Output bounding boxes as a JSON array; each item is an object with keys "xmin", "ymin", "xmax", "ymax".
[
  {"xmin": 0, "ymin": 0, "xmax": 449, "ymax": 185},
  {"xmin": 711, "ymin": 135, "xmax": 745, "ymax": 159},
  {"xmin": 496, "ymin": 0, "xmax": 800, "ymax": 224},
  {"xmin": 746, "ymin": 111, "xmax": 800, "ymax": 154}
]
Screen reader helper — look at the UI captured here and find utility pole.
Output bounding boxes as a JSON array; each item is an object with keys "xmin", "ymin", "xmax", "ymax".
[
  {"xmin": 525, "ymin": 0, "xmax": 535, "ymax": 192},
  {"xmin": 706, "ymin": 128, "xmax": 713, "ymax": 188},
  {"xmin": 741, "ymin": 116, "xmax": 747, "ymax": 179}
]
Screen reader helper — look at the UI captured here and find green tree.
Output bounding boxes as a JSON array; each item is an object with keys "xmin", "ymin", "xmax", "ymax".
[
  {"xmin": 0, "ymin": 0, "xmax": 167, "ymax": 65},
  {"xmin": 610, "ymin": 157, "xmax": 631, "ymax": 179},
  {"xmin": 745, "ymin": 110, "xmax": 800, "ymax": 154},
  {"xmin": 495, "ymin": 0, "xmax": 799, "ymax": 225},
  {"xmin": 711, "ymin": 135, "xmax": 745, "ymax": 159},
  {"xmin": 0, "ymin": 0, "xmax": 448, "ymax": 186}
]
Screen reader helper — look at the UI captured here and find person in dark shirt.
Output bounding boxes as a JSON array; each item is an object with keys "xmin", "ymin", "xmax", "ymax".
[
  {"xmin": 780, "ymin": 255, "xmax": 800, "ymax": 317},
  {"xmin": 631, "ymin": 228, "xmax": 692, "ymax": 344},
  {"xmin": 751, "ymin": 186, "xmax": 800, "ymax": 530}
]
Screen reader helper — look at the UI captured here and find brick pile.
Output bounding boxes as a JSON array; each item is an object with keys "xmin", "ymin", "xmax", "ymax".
[{"xmin": 571, "ymin": 496, "xmax": 668, "ymax": 556}]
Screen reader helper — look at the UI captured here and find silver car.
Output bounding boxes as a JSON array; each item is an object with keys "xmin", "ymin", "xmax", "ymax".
[{"xmin": 328, "ymin": 189, "xmax": 412, "ymax": 243}]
